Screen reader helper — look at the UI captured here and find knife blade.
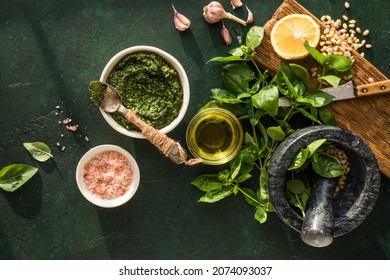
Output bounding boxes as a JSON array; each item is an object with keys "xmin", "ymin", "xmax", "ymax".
[{"xmin": 278, "ymin": 79, "xmax": 390, "ymax": 107}]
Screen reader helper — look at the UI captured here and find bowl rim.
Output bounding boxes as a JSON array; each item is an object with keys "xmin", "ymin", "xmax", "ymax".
[
  {"xmin": 75, "ymin": 144, "xmax": 140, "ymax": 208},
  {"xmin": 99, "ymin": 45, "xmax": 190, "ymax": 139}
]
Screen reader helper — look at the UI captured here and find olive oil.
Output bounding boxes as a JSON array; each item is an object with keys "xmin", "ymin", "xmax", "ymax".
[{"xmin": 186, "ymin": 108, "xmax": 243, "ymax": 165}]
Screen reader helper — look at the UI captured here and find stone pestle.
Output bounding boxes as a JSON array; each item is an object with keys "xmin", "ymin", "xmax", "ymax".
[{"xmin": 300, "ymin": 172, "xmax": 338, "ymax": 247}]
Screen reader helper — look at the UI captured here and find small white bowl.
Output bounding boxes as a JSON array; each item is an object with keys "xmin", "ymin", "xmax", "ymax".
[
  {"xmin": 76, "ymin": 144, "xmax": 140, "ymax": 208},
  {"xmin": 99, "ymin": 45, "xmax": 190, "ymax": 139}
]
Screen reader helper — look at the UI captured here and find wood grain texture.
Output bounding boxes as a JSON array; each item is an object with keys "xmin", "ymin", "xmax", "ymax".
[{"xmin": 254, "ymin": 0, "xmax": 390, "ymax": 177}]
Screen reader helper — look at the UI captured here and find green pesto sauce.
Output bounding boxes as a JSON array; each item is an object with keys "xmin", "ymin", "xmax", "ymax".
[
  {"xmin": 107, "ymin": 51, "xmax": 183, "ymax": 130},
  {"xmin": 88, "ymin": 80, "xmax": 107, "ymax": 107}
]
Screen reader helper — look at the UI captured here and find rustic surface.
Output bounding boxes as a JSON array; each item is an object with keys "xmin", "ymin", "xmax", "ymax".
[{"xmin": 254, "ymin": 0, "xmax": 390, "ymax": 177}]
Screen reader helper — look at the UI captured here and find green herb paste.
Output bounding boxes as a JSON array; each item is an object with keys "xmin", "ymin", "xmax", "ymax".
[
  {"xmin": 107, "ymin": 51, "xmax": 183, "ymax": 130},
  {"xmin": 88, "ymin": 80, "xmax": 107, "ymax": 106}
]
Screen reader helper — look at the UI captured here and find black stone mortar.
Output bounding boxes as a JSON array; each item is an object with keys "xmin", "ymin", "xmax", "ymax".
[{"xmin": 268, "ymin": 125, "xmax": 381, "ymax": 247}]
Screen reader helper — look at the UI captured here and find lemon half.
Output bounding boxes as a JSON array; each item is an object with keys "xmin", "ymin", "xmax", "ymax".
[{"xmin": 270, "ymin": 14, "xmax": 321, "ymax": 60}]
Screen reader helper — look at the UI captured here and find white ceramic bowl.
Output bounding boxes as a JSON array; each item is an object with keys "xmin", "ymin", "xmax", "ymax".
[
  {"xmin": 99, "ymin": 45, "xmax": 190, "ymax": 139},
  {"xmin": 76, "ymin": 144, "xmax": 140, "ymax": 208}
]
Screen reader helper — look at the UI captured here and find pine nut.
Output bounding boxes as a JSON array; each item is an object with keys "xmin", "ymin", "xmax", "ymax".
[
  {"xmin": 345, "ymin": 2, "xmax": 350, "ymax": 9},
  {"xmin": 363, "ymin": 29, "xmax": 370, "ymax": 36},
  {"xmin": 342, "ymin": 15, "xmax": 348, "ymax": 21},
  {"xmin": 366, "ymin": 44, "xmax": 372, "ymax": 48},
  {"xmin": 356, "ymin": 27, "xmax": 361, "ymax": 33}
]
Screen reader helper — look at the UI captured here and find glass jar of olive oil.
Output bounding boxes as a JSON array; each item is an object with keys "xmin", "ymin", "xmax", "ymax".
[{"xmin": 186, "ymin": 108, "xmax": 243, "ymax": 165}]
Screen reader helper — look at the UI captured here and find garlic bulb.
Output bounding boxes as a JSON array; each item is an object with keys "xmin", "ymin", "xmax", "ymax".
[{"xmin": 203, "ymin": 1, "xmax": 246, "ymax": 26}]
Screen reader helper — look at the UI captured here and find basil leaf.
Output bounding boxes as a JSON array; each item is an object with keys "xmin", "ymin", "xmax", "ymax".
[
  {"xmin": 259, "ymin": 167, "xmax": 268, "ymax": 202},
  {"xmin": 242, "ymin": 187, "xmax": 259, "ymax": 206},
  {"xmin": 222, "ymin": 63, "xmax": 255, "ymax": 82},
  {"xmin": 246, "ymin": 26, "xmax": 264, "ymax": 51},
  {"xmin": 307, "ymin": 139, "xmax": 327, "ymax": 156},
  {"xmin": 288, "ymin": 149, "xmax": 310, "ymax": 170},
  {"xmin": 251, "ymin": 84, "xmax": 279, "ymax": 115},
  {"xmin": 286, "ymin": 179, "xmax": 306, "ymax": 195},
  {"xmin": 294, "ymin": 82, "xmax": 306, "ymax": 98},
  {"xmin": 198, "ymin": 187, "xmax": 234, "ymax": 203},
  {"xmin": 237, "ymin": 147, "xmax": 257, "ymax": 175},
  {"xmin": 230, "ymin": 153, "xmax": 243, "ymax": 179},
  {"xmin": 304, "ymin": 40, "xmax": 327, "ymax": 65},
  {"xmin": 0, "ymin": 164, "xmax": 38, "ymax": 192},
  {"xmin": 319, "ymin": 108, "xmax": 337, "ymax": 125},
  {"xmin": 312, "ymin": 153, "xmax": 344, "ymax": 178},
  {"xmin": 237, "ymin": 173, "xmax": 252, "ymax": 182},
  {"xmin": 222, "ymin": 71, "xmax": 249, "ymax": 95},
  {"xmin": 207, "ymin": 55, "xmax": 243, "ymax": 63},
  {"xmin": 282, "ymin": 71, "xmax": 298, "ymax": 100},
  {"xmin": 254, "ymin": 207, "xmax": 267, "ymax": 224},
  {"xmin": 276, "ymin": 64, "xmax": 297, "ymax": 96},
  {"xmin": 191, "ymin": 174, "xmax": 223, "ymax": 192},
  {"xmin": 266, "ymin": 126, "xmax": 285, "ymax": 141},
  {"xmin": 23, "ymin": 142, "xmax": 53, "ymax": 162},
  {"xmin": 229, "ymin": 47, "xmax": 245, "ymax": 57},
  {"xmin": 320, "ymin": 75, "xmax": 341, "ymax": 88},
  {"xmin": 211, "ymin": 88, "xmax": 241, "ymax": 104},
  {"xmin": 297, "ymin": 90, "xmax": 335, "ymax": 107},
  {"xmin": 325, "ymin": 55, "xmax": 353, "ymax": 72},
  {"xmin": 290, "ymin": 63, "xmax": 311, "ymax": 88}
]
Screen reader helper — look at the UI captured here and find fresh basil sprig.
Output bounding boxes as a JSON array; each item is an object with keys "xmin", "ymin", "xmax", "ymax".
[{"xmin": 192, "ymin": 26, "xmax": 348, "ymax": 224}]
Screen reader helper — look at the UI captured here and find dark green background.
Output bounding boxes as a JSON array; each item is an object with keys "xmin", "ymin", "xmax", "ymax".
[{"xmin": 0, "ymin": 0, "xmax": 389, "ymax": 259}]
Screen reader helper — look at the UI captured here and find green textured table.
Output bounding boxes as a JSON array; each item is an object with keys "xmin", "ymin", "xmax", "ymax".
[{"xmin": 1, "ymin": 0, "xmax": 389, "ymax": 260}]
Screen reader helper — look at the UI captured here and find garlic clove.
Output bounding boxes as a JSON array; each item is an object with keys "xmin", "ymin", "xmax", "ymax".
[
  {"xmin": 230, "ymin": 0, "xmax": 243, "ymax": 9},
  {"xmin": 221, "ymin": 21, "xmax": 232, "ymax": 45},
  {"xmin": 172, "ymin": 4, "xmax": 191, "ymax": 31},
  {"xmin": 246, "ymin": 6, "xmax": 254, "ymax": 24}
]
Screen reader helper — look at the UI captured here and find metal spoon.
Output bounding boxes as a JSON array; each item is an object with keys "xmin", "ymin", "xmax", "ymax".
[{"xmin": 94, "ymin": 81, "xmax": 201, "ymax": 165}]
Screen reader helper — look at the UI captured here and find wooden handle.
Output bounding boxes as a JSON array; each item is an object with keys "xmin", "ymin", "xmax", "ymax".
[{"xmin": 356, "ymin": 80, "xmax": 390, "ymax": 97}]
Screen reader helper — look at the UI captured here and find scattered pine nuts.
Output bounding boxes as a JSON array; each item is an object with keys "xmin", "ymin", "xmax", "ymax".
[
  {"xmin": 328, "ymin": 144, "xmax": 350, "ymax": 192},
  {"xmin": 319, "ymin": 6, "xmax": 373, "ymax": 63}
]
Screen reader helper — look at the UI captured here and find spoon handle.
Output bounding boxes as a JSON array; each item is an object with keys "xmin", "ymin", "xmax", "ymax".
[{"xmin": 118, "ymin": 106, "xmax": 201, "ymax": 165}]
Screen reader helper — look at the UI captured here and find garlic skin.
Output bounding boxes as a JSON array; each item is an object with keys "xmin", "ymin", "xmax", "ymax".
[
  {"xmin": 221, "ymin": 21, "xmax": 232, "ymax": 45},
  {"xmin": 246, "ymin": 6, "xmax": 254, "ymax": 24},
  {"xmin": 203, "ymin": 1, "xmax": 246, "ymax": 26},
  {"xmin": 172, "ymin": 4, "xmax": 191, "ymax": 31},
  {"xmin": 230, "ymin": 0, "xmax": 243, "ymax": 9}
]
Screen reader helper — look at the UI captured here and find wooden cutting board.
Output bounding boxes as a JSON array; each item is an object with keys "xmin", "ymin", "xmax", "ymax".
[{"xmin": 254, "ymin": 0, "xmax": 390, "ymax": 178}]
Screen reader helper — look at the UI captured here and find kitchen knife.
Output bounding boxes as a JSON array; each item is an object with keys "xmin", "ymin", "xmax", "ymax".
[{"xmin": 278, "ymin": 79, "xmax": 390, "ymax": 106}]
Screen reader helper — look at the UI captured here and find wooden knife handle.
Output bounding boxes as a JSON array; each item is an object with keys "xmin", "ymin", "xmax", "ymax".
[{"xmin": 356, "ymin": 80, "xmax": 390, "ymax": 97}]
